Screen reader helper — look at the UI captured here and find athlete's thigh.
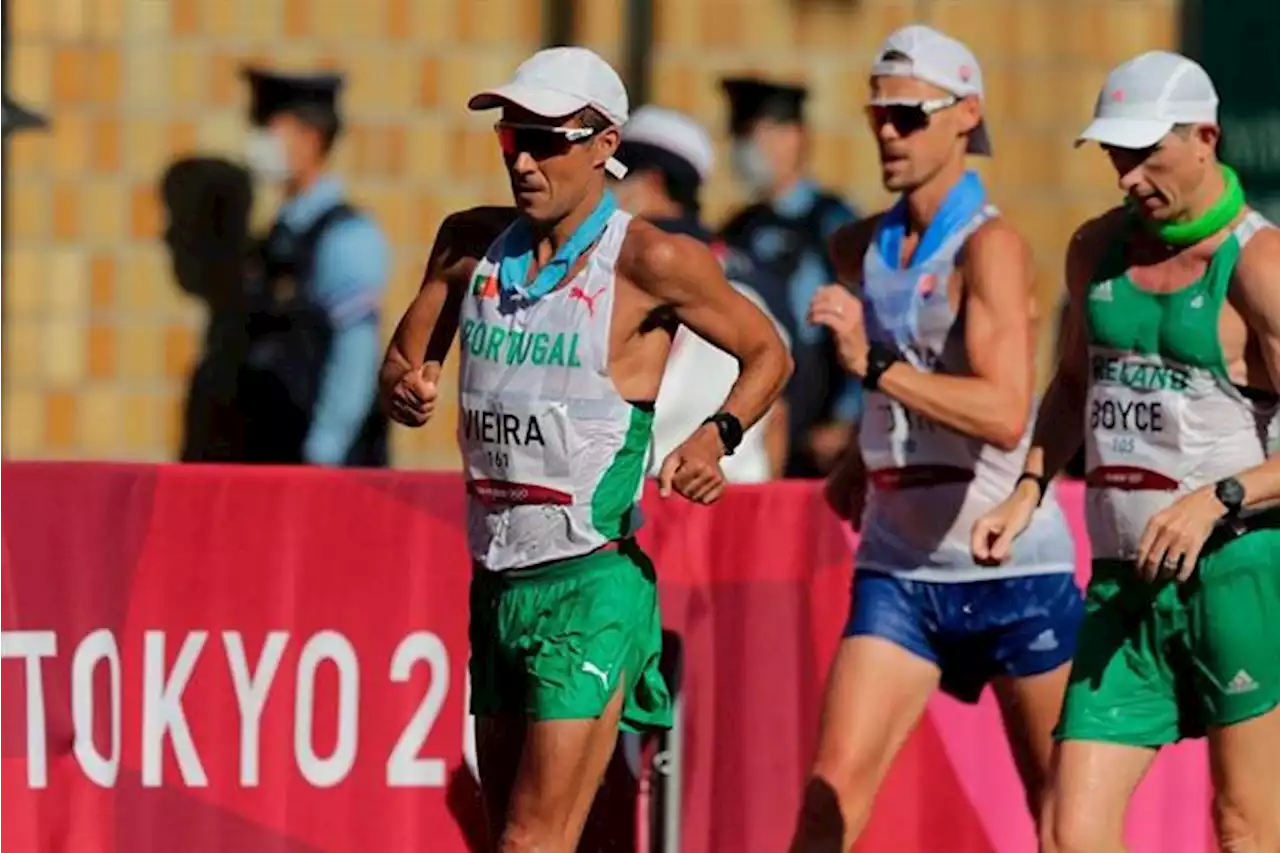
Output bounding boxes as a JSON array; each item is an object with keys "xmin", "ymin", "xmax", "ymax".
[
  {"xmin": 1046, "ymin": 738, "xmax": 1157, "ymax": 849},
  {"xmin": 812, "ymin": 633, "xmax": 941, "ymax": 783},
  {"xmin": 477, "ymin": 714, "xmax": 527, "ymax": 844},
  {"xmin": 503, "ymin": 685, "xmax": 625, "ymax": 850},
  {"xmin": 992, "ymin": 663, "xmax": 1072, "ymax": 814},
  {"xmin": 1208, "ymin": 705, "xmax": 1280, "ymax": 846}
]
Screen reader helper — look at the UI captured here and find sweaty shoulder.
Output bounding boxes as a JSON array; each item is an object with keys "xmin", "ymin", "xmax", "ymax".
[
  {"xmin": 430, "ymin": 206, "xmax": 518, "ymax": 283},
  {"xmin": 617, "ymin": 217, "xmax": 717, "ymax": 293},
  {"xmin": 1234, "ymin": 217, "xmax": 1280, "ymax": 286},
  {"xmin": 827, "ymin": 212, "xmax": 884, "ymax": 287},
  {"xmin": 1065, "ymin": 206, "xmax": 1127, "ymax": 295}
]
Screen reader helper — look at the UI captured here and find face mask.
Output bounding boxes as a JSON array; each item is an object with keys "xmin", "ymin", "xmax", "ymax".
[
  {"xmin": 731, "ymin": 139, "xmax": 774, "ymax": 193},
  {"xmin": 245, "ymin": 129, "xmax": 291, "ymax": 183}
]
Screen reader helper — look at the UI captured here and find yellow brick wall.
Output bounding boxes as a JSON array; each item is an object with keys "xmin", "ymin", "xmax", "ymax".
[{"xmin": 2, "ymin": 0, "xmax": 1181, "ymax": 469}]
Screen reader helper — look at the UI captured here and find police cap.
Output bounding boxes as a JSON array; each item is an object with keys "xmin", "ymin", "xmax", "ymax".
[{"xmin": 720, "ymin": 76, "xmax": 808, "ymax": 135}]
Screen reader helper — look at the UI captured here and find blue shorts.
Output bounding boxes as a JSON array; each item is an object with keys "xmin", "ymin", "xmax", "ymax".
[{"xmin": 844, "ymin": 570, "xmax": 1084, "ymax": 703}]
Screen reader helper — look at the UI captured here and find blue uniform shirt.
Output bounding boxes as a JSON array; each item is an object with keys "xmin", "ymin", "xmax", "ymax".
[
  {"xmin": 742, "ymin": 179, "xmax": 863, "ymax": 422},
  {"xmin": 276, "ymin": 176, "xmax": 389, "ymax": 465}
]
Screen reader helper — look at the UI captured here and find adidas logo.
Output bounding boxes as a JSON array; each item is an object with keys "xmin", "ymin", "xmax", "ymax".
[
  {"xmin": 1189, "ymin": 294, "xmax": 1205, "ymax": 309},
  {"xmin": 1091, "ymin": 280, "xmax": 1114, "ymax": 302},
  {"xmin": 1225, "ymin": 669, "xmax": 1259, "ymax": 695},
  {"xmin": 1027, "ymin": 629, "xmax": 1059, "ymax": 653}
]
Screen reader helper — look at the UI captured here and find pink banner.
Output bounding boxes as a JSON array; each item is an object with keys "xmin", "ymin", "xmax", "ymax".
[{"xmin": 1, "ymin": 464, "xmax": 1215, "ymax": 852}]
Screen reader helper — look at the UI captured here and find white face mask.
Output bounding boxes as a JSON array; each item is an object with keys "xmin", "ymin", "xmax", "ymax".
[
  {"xmin": 244, "ymin": 129, "xmax": 292, "ymax": 183},
  {"xmin": 730, "ymin": 139, "xmax": 774, "ymax": 194}
]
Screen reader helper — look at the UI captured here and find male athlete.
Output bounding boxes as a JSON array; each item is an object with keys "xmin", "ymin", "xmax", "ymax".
[
  {"xmin": 973, "ymin": 51, "xmax": 1280, "ymax": 853},
  {"xmin": 379, "ymin": 47, "xmax": 790, "ymax": 853},
  {"xmin": 789, "ymin": 25, "xmax": 1080, "ymax": 852}
]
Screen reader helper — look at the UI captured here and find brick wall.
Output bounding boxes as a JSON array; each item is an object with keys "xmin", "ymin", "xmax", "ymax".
[{"xmin": 3, "ymin": 0, "xmax": 1181, "ymax": 468}]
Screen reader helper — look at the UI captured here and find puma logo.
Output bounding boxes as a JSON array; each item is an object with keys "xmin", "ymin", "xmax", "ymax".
[
  {"xmin": 581, "ymin": 661, "xmax": 611, "ymax": 688},
  {"xmin": 569, "ymin": 285, "xmax": 607, "ymax": 317}
]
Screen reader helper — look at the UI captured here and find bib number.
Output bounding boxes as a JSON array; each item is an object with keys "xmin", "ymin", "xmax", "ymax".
[{"xmin": 460, "ymin": 395, "xmax": 574, "ymax": 506}]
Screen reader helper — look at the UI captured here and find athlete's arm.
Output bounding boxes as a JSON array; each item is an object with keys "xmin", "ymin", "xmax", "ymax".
[
  {"xmin": 1221, "ymin": 226, "xmax": 1280, "ymax": 509},
  {"xmin": 881, "ymin": 221, "xmax": 1035, "ymax": 450},
  {"xmin": 628, "ymin": 229, "xmax": 793, "ymax": 434},
  {"xmin": 1015, "ymin": 214, "xmax": 1117, "ymax": 490},
  {"xmin": 379, "ymin": 207, "xmax": 510, "ymax": 426}
]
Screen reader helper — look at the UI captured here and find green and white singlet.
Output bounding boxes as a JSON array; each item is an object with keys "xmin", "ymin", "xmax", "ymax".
[
  {"xmin": 456, "ymin": 211, "xmax": 653, "ymax": 571},
  {"xmin": 1084, "ymin": 211, "xmax": 1278, "ymax": 558}
]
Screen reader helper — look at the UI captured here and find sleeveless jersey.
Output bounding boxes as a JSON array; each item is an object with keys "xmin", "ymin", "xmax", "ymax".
[
  {"xmin": 857, "ymin": 205, "xmax": 1076, "ymax": 582},
  {"xmin": 457, "ymin": 211, "xmax": 653, "ymax": 571},
  {"xmin": 1084, "ymin": 211, "xmax": 1278, "ymax": 560}
]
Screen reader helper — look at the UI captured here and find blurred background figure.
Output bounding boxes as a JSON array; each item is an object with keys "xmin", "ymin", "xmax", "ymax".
[
  {"xmin": 718, "ymin": 77, "xmax": 864, "ymax": 478},
  {"xmin": 612, "ymin": 105, "xmax": 791, "ymax": 483},
  {"xmin": 2, "ymin": 94, "xmax": 48, "ymax": 137},
  {"xmin": 161, "ymin": 157, "xmax": 255, "ymax": 462},
  {"xmin": 237, "ymin": 68, "xmax": 390, "ymax": 467}
]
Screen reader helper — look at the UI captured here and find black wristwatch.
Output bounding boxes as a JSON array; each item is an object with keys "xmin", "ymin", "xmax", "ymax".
[
  {"xmin": 1016, "ymin": 472, "xmax": 1050, "ymax": 507},
  {"xmin": 703, "ymin": 412, "xmax": 744, "ymax": 456},
  {"xmin": 1215, "ymin": 477, "xmax": 1246, "ymax": 518},
  {"xmin": 863, "ymin": 342, "xmax": 904, "ymax": 391}
]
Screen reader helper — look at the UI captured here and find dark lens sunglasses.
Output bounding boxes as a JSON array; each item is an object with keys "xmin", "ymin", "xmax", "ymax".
[
  {"xmin": 865, "ymin": 96, "xmax": 959, "ymax": 136},
  {"xmin": 494, "ymin": 122, "xmax": 598, "ymax": 160}
]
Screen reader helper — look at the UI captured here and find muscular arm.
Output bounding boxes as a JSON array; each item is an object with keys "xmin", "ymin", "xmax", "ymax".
[
  {"xmin": 628, "ymin": 231, "xmax": 793, "ymax": 434},
  {"xmin": 1225, "ymin": 227, "xmax": 1280, "ymax": 509},
  {"xmin": 869, "ymin": 220, "xmax": 1037, "ymax": 451},
  {"xmin": 379, "ymin": 208, "xmax": 512, "ymax": 402},
  {"xmin": 1018, "ymin": 215, "xmax": 1118, "ymax": 482}
]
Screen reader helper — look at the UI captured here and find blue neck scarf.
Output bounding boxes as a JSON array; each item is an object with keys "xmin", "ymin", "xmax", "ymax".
[
  {"xmin": 875, "ymin": 170, "xmax": 987, "ymax": 270},
  {"xmin": 498, "ymin": 191, "xmax": 617, "ymax": 302}
]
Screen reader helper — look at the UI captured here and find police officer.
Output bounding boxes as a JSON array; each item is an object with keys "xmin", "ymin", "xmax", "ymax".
[
  {"xmin": 238, "ymin": 68, "xmax": 390, "ymax": 466},
  {"xmin": 719, "ymin": 77, "xmax": 863, "ymax": 478}
]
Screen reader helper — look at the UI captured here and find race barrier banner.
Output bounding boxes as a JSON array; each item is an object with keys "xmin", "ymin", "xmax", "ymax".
[{"xmin": 2, "ymin": 463, "xmax": 1216, "ymax": 852}]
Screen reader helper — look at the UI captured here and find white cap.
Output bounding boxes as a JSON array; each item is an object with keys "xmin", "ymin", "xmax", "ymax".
[
  {"xmin": 620, "ymin": 106, "xmax": 715, "ymax": 181},
  {"xmin": 1076, "ymin": 51, "xmax": 1219, "ymax": 150},
  {"xmin": 468, "ymin": 47, "xmax": 630, "ymax": 178},
  {"xmin": 870, "ymin": 24, "xmax": 992, "ymax": 156}
]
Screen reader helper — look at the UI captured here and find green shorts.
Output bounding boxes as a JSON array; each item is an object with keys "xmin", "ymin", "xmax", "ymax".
[
  {"xmin": 1057, "ymin": 516, "xmax": 1280, "ymax": 747},
  {"xmin": 468, "ymin": 541, "xmax": 673, "ymax": 732}
]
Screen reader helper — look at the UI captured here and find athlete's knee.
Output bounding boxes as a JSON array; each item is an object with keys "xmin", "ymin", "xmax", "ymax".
[
  {"xmin": 1041, "ymin": 792, "xmax": 1123, "ymax": 853},
  {"xmin": 806, "ymin": 744, "xmax": 890, "ymax": 836},
  {"xmin": 498, "ymin": 817, "xmax": 571, "ymax": 853},
  {"xmin": 1213, "ymin": 788, "xmax": 1279, "ymax": 853}
]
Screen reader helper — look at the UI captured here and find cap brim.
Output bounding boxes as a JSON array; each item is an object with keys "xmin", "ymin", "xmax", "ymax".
[
  {"xmin": 467, "ymin": 83, "xmax": 587, "ymax": 118},
  {"xmin": 967, "ymin": 120, "xmax": 993, "ymax": 156},
  {"xmin": 1074, "ymin": 117, "xmax": 1172, "ymax": 149}
]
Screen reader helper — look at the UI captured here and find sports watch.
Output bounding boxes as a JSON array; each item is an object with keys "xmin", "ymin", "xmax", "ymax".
[
  {"xmin": 1214, "ymin": 477, "xmax": 1246, "ymax": 517},
  {"xmin": 703, "ymin": 412, "xmax": 744, "ymax": 456},
  {"xmin": 863, "ymin": 342, "xmax": 904, "ymax": 391}
]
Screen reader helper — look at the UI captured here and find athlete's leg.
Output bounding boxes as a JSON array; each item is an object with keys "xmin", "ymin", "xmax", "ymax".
[
  {"xmin": 992, "ymin": 664, "xmax": 1071, "ymax": 821},
  {"xmin": 988, "ymin": 572, "xmax": 1084, "ymax": 821},
  {"xmin": 476, "ymin": 714, "xmax": 526, "ymax": 846},
  {"xmin": 499, "ymin": 688, "xmax": 625, "ymax": 853},
  {"xmin": 1207, "ymin": 707, "xmax": 1280, "ymax": 852},
  {"xmin": 1185, "ymin": 527, "xmax": 1280, "ymax": 852},
  {"xmin": 790, "ymin": 571, "xmax": 942, "ymax": 852},
  {"xmin": 1044, "ymin": 563, "xmax": 1181, "ymax": 852},
  {"xmin": 1041, "ymin": 739, "xmax": 1157, "ymax": 853}
]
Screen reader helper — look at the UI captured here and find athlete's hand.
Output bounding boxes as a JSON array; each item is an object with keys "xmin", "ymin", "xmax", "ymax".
[
  {"xmin": 387, "ymin": 362, "xmax": 441, "ymax": 427},
  {"xmin": 658, "ymin": 424, "xmax": 727, "ymax": 504},
  {"xmin": 971, "ymin": 479, "xmax": 1040, "ymax": 565},
  {"xmin": 808, "ymin": 285, "xmax": 869, "ymax": 377},
  {"xmin": 824, "ymin": 461, "xmax": 867, "ymax": 530},
  {"xmin": 1135, "ymin": 486, "xmax": 1227, "ymax": 583}
]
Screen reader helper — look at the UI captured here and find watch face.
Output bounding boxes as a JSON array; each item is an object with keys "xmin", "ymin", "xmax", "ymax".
[{"xmin": 1217, "ymin": 478, "xmax": 1245, "ymax": 508}]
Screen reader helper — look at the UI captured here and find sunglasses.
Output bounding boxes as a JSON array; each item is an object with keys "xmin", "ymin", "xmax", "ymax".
[
  {"xmin": 494, "ymin": 122, "xmax": 598, "ymax": 160},
  {"xmin": 864, "ymin": 96, "xmax": 959, "ymax": 136}
]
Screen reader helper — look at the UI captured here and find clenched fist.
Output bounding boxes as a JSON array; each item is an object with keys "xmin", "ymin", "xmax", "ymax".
[
  {"xmin": 386, "ymin": 362, "xmax": 442, "ymax": 427},
  {"xmin": 808, "ymin": 285, "xmax": 869, "ymax": 377},
  {"xmin": 657, "ymin": 424, "xmax": 727, "ymax": 505}
]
